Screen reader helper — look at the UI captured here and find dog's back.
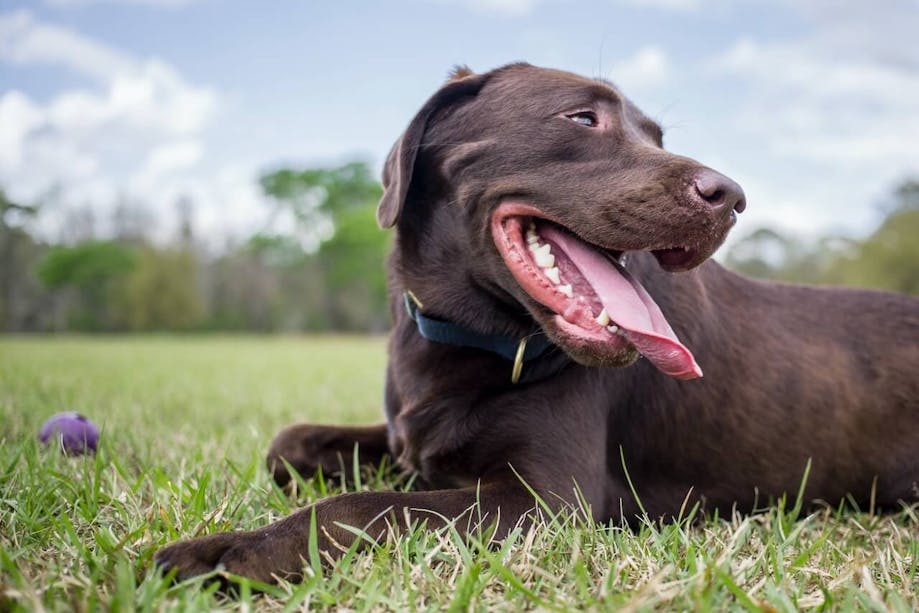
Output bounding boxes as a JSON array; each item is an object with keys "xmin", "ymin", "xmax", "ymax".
[{"xmin": 599, "ymin": 255, "xmax": 919, "ymax": 519}]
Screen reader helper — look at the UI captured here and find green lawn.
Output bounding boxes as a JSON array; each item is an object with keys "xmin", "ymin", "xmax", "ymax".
[{"xmin": 1, "ymin": 337, "xmax": 917, "ymax": 611}]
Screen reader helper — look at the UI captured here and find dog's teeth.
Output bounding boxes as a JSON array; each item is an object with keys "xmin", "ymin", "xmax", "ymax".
[
  {"xmin": 527, "ymin": 234, "xmax": 539, "ymax": 245},
  {"xmin": 545, "ymin": 266, "xmax": 560, "ymax": 284},
  {"xmin": 534, "ymin": 251, "xmax": 555, "ymax": 268},
  {"xmin": 595, "ymin": 308, "xmax": 610, "ymax": 326},
  {"xmin": 607, "ymin": 324, "xmax": 619, "ymax": 334},
  {"xmin": 532, "ymin": 243, "xmax": 551, "ymax": 257},
  {"xmin": 558, "ymin": 284, "xmax": 573, "ymax": 298}
]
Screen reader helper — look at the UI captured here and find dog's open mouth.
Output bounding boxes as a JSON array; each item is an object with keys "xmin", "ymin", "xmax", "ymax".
[{"xmin": 491, "ymin": 202, "xmax": 703, "ymax": 380}]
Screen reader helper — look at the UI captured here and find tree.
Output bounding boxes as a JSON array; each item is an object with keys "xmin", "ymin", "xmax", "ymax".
[
  {"xmin": 258, "ymin": 161, "xmax": 388, "ymax": 331},
  {"xmin": 0, "ymin": 190, "xmax": 42, "ymax": 331},
  {"xmin": 119, "ymin": 247, "xmax": 204, "ymax": 331},
  {"xmin": 318, "ymin": 202, "xmax": 390, "ymax": 331},
  {"xmin": 260, "ymin": 162, "xmax": 382, "ymax": 251},
  {"xmin": 723, "ymin": 227, "xmax": 837, "ymax": 284},
  {"xmin": 824, "ymin": 180, "xmax": 919, "ymax": 294},
  {"xmin": 37, "ymin": 241, "xmax": 136, "ymax": 331},
  {"xmin": 725, "ymin": 177, "xmax": 919, "ymax": 295}
]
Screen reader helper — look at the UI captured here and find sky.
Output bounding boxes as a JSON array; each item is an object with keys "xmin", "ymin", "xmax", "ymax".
[{"xmin": 1, "ymin": 0, "xmax": 918, "ymax": 249}]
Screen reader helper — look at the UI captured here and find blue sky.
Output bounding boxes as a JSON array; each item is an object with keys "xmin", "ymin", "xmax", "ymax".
[{"xmin": 1, "ymin": 0, "xmax": 917, "ymax": 248}]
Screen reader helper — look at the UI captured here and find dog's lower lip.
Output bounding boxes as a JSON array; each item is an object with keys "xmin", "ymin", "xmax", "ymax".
[{"xmin": 652, "ymin": 247, "xmax": 697, "ymax": 271}]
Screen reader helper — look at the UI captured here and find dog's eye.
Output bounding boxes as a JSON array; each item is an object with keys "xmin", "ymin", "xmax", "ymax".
[{"xmin": 566, "ymin": 111, "xmax": 599, "ymax": 128}]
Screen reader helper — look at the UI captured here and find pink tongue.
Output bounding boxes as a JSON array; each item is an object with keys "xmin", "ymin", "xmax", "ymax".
[{"xmin": 542, "ymin": 226, "xmax": 703, "ymax": 380}]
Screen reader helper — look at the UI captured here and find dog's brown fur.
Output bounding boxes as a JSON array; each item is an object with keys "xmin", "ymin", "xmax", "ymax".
[{"xmin": 156, "ymin": 63, "xmax": 919, "ymax": 584}]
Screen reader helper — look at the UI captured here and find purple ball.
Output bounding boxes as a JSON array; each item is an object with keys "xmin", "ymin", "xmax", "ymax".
[{"xmin": 39, "ymin": 412, "xmax": 99, "ymax": 455}]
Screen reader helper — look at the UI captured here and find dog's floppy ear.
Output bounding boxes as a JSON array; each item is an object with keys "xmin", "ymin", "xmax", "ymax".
[{"xmin": 377, "ymin": 67, "xmax": 487, "ymax": 229}]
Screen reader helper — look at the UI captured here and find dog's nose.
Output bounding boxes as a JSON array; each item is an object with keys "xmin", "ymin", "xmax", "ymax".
[{"xmin": 693, "ymin": 169, "xmax": 746, "ymax": 215}]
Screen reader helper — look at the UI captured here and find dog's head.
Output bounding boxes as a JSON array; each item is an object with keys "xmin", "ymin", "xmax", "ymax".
[{"xmin": 380, "ymin": 63, "xmax": 745, "ymax": 380}]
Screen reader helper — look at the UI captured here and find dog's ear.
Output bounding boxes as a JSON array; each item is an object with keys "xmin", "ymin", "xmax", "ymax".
[{"xmin": 377, "ymin": 68, "xmax": 487, "ymax": 229}]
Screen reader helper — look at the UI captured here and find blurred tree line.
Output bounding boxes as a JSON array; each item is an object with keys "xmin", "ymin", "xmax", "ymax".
[
  {"xmin": 724, "ymin": 179, "xmax": 919, "ymax": 294},
  {"xmin": 0, "ymin": 171, "xmax": 916, "ymax": 334},
  {"xmin": 0, "ymin": 161, "xmax": 389, "ymax": 333}
]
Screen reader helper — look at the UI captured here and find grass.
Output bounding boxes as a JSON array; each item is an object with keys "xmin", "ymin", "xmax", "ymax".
[{"xmin": 1, "ymin": 336, "xmax": 917, "ymax": 611}]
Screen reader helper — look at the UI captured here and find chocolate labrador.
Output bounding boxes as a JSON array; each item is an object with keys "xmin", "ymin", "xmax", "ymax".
[{"xmin": 156, "ymin": 63, "xmax": 919, "ymax": 583}]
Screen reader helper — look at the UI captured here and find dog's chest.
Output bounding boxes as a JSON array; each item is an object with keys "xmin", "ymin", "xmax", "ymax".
[{"xmin": 388, "ymin": 395, "xmax": 493, "ymax": 488}]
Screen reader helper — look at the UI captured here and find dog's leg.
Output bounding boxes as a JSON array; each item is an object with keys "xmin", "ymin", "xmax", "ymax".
[
  {"xmin": 266, "ymin": 423, "xmax": 391, "ymax": 487},
  {"xmin": 155, "ymin": 482, "xmax": 538, "ymax": 583}
]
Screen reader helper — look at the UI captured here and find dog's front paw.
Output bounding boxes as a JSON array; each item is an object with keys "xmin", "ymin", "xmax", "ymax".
[
  {"xmin": 266, "ymin": 424, "xmax": 341, "ymax": 487},
  {"xmin": 155, "ymin": 530, "xmax": 296, "ymax": 585},
  {"xmin": 155, "ymin": 532, "xmax": 241, "ymax": 582}
]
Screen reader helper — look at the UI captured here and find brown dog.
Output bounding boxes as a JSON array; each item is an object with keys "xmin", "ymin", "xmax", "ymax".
[{"xmin": 156, "ymin": 63, "xmax": 919, "ymax": 583}]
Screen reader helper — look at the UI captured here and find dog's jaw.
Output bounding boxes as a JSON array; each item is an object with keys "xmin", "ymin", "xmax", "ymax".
[{"xmin": 491, "ymin": 201, "xmax": 703, "ymax": 380}]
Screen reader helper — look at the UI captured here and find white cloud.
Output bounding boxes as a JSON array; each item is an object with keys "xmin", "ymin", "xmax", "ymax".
[
  {"xmin": 0, "ymin": 10, "xmax": 262, "ymax": 245},
  {"xmin": 133, "ymin": 140, "xmax": 204, "ymax": 190},
  {"xmin": 701, "ymin": 5, "xmax": 919, "ymax": 238},
  {"xmin": 713, "ymin": 37, "xmax": 919, "ymax": 168},
  {"xmin": 0, "ymin": 91, "xmax": 43, "ymax": 169},
  {"xmin": 0, "ymin": 10, "xmax": 134, "ymax": 82},
  {"xmin": 126, "ymin": 163, "xmax": 266, "ymax": 244},
  {"xmin": 617, "ymin": 0, "xmax": 700, "ymax": 11},
  {"xmin": 449, "ymin": 0, "xmax": 701, "ymax": 15},
  {"xmin": 45, "ymin": 0, "xmax": 201, "ymax": 8},
  {"xmin": 609, "ymin": 46, "xmax": 671, "ymax": 91},
  {"xmin": 444, "ymin": 0, "xmax": 539, "ymax": 16},
  {"xmin": 448, "ymin": 0, "xmax": 702, "ymax": 16}
]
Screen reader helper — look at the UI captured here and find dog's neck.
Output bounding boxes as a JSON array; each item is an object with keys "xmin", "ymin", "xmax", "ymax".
[
  {"xmin": 400, "ymin": 288, "xmax": 568, "ymax": 384},
  {"xmin": 389, "ymin": 215, "xmax": 573, "ymax": 384}
]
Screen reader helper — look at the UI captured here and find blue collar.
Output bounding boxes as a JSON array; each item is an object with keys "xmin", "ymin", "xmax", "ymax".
[{"xmin": 403, "ymin": 291, "xmax": 568, "ymax": 384}]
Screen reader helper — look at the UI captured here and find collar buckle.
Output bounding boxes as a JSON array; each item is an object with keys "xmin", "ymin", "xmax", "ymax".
[{"xmin": 511, "ymin": 336, "xmax": 528, "ymax": 384}]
